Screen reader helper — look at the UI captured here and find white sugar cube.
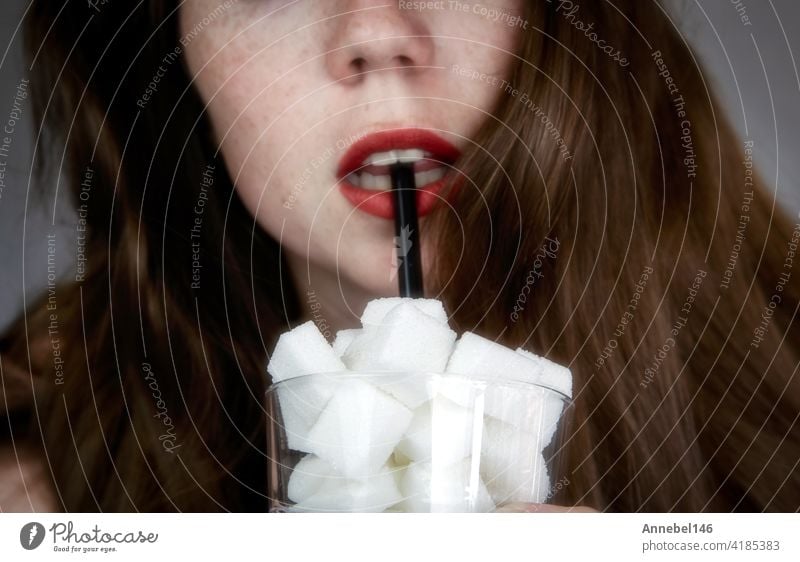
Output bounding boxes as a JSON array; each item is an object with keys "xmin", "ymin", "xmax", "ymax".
[
  {"xmin": 343, "ymin": 303, "xmax": 456, "ymax": 373},
  {"xmin": 287, "ymin": 454, "xmax": 337, "ymax": 504},
  {"xmin": 267, "ymin": 321, "xmax": 346, "ymax": 382},
  {"xmin": 489, "ymin": 453, "xmax": 550, "ymax": 505},
  {"xmin": 361, "ymin": 297, "xmax": 448, "ymax": 327},
  {"xmin": 444, "ymin": 332, "xmax": 572, "ymax": 396},
  {"xmin": 295, "ymin": 463, "xmax": 403, "ymax": 512},
  {"xmin": 396, "ymin": 397, "xmax": 476, "ymax": 464},
  {"xmin": 307, "ymin": 379, "xmax": 413, "ymax": 478},
  {"xmin": 398, "ymin": 459, "xmax": 495, "ymax": 512},
  {"xmin": 436, "ymin": 374, "xmax": 480, "ymax": 409},
  {"xmin": 516, "ymin": 348, "xmax": 573, "ymax": 398},
  {"xmin": 445, "ymin": 332, "xmax": 534, "ymax": 383},
  {"xmin": 367, "ymin": 372, "xmax": 435, "ymax": 409},
  {"xmin": 441, "ymin": 335, "xmax": 568, "ymax": 437},
  {"xmin": 276, "ymin": 376, "xmax": 338, "ymax": 452},
  {"xmin": 534, "ymin": 393, "xmax": 565, "ymax": 449},
  {"xmin": 483, "ymin": 384, "xmax": 565, "ymax": 446},
  {"xmin": 481, "ymin": 418, "xmax": 551, "ymax": 504},
  {"xmin": 332, "ymin": 329, "xmax": 360, "ymax": 357},
  {"xmin": 480, "ymin": 383, "xmax": 529, "ymax": 422}
]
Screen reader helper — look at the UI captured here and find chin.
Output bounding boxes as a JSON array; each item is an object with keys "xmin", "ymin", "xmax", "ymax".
[
  {"xmin": 338, "ymin": 234, "xmax": 439, "ymax": 302},
  {"xmin": 341, "ymin": 262, "xmax": 401, "ymax": 300}
]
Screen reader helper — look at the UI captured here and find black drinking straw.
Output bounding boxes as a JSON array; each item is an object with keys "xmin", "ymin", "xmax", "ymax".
[{"xmin": 390, "ymin": 162, "xmax": 424, "ymax": 298}]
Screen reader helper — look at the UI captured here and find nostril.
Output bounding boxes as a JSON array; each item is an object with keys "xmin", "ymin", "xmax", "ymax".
[
  {"xmin": 326, "ymin": 12, "xmax": 435, "ymax": 83},
  {"xmin": 351, "ymin": 57, "xmax": 366, "ymax": 74}
]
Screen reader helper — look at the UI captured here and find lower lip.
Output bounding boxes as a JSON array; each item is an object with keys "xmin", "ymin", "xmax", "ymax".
[{"xmin": 338, "ymin": 173, "xmax": 461, "ymax": 219}]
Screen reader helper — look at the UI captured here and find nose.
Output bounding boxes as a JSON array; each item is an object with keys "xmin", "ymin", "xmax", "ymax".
[{"xmin": 325, "ymin": 1, "xmax": 436, "ymax": 85}]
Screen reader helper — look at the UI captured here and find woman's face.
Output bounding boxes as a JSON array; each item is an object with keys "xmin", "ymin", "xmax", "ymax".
[{"xmin": 180, "ymin": 0, "xmax": 523, "ymax": 313}]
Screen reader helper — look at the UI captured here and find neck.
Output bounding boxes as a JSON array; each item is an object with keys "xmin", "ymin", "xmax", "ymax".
[{"xmin": 285, "ymin": 252, "xmax": 373, "ymax": 338}]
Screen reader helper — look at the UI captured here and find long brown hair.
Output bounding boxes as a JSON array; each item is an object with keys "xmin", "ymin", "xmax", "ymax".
[{"xmin": 3, "ymin": 1, "xmax": 798, "ymax": 511}]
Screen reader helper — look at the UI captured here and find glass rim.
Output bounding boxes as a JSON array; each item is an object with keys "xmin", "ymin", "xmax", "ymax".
[{"xmin": 265, "ymin": 370, "xmax": 572, "ymax": 402}]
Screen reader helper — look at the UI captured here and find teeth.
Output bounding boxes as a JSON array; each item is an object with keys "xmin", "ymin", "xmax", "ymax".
[
  {"xmin": 347, "ymin": 166, "xmax": 448, "ymax": 190},
  {"xmin": 415, "ymin": 167, "xmax": 446, "ymax": 186},
  {"xmin": 359, "ymin": 171, "xmax": 392, "ymax": 190},
  {"xmin": 363, "ymin": 148, "xmax": 431, "ymax": 166}
]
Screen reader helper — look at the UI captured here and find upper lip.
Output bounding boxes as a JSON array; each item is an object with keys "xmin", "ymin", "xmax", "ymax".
[{"xmin": 336, "ymin": 128, "xmax": 461, "ymax": 180}]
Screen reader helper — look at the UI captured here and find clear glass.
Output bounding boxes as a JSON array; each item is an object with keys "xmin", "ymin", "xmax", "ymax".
[{"xmin": 266, "ymin": 371, "xmax": 573, "ymax": 512}]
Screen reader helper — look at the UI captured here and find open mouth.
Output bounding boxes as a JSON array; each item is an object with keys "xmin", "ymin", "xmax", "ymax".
[
  {"xmin": 336, "ymin": 128, "xmax": 462, "ymax": 219},
  {"xmin": 343, "ymin": 149, "xmax": 450, "ymax": 190}
]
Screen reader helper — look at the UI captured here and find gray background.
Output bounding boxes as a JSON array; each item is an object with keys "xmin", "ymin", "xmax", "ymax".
[{"xmin": 1, "ymin": 1, "xmax": 799, "ymax": 331}]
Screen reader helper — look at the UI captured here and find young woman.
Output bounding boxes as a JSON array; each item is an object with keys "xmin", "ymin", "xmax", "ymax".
[{"xmin": 1, "ymin": 0, "xmax": 798, "ymax": 512}]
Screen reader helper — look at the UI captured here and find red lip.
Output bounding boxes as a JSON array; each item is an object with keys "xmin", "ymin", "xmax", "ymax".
[{"xmin": 336, "ymin": 128, "xmax": 462, "ymax": 219}]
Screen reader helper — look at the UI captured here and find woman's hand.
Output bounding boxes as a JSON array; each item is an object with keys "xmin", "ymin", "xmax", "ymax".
[{"xmin": 495, "ymin": 502, "xmax": 599, "ymax": 513}]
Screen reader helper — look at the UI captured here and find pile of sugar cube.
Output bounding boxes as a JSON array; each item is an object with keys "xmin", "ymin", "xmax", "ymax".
[{"xmin": 267, "ymin": 298, "xmax": 572, "ymax": 512}]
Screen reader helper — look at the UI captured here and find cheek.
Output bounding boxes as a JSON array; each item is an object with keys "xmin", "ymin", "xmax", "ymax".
[
  {"xmin": 183, "ymin": 44, "xmax": 318, "ymax": 239},
  {"xmin": 438, "ymin": 14, "xmax": 523, "ymax": 126}
]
